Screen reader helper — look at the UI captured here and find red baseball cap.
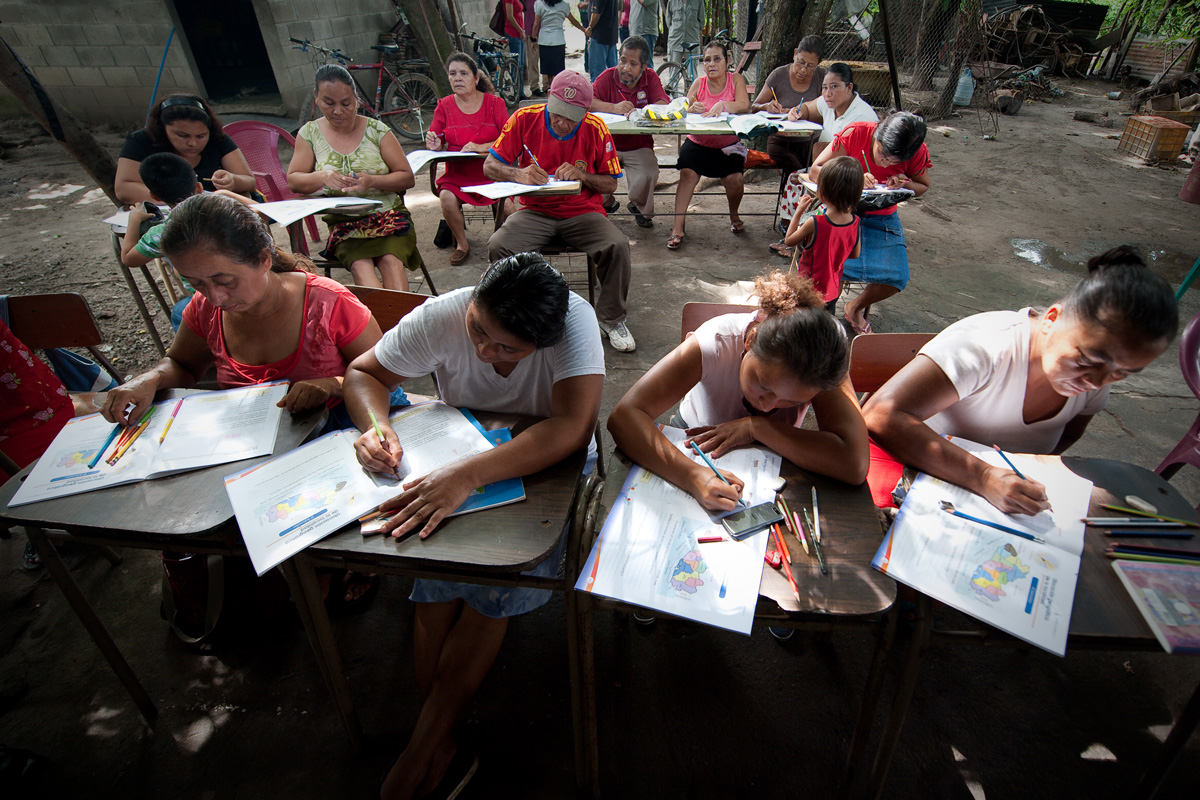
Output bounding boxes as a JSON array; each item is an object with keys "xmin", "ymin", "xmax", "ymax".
[{"xmin": 547, "ymin": 71, "xmax": 593, "ymax": 123}]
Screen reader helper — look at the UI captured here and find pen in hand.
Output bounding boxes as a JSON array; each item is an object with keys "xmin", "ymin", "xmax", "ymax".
[
  {"xmin": 368, "ymin": 409, "xmax": 400, "ymax": 477},
  {"xmin": 689, "ymin": 440, "xmax": 747, "ymax": 507}
]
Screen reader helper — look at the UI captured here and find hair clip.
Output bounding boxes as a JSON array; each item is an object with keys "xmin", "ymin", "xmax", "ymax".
[{"xmin": 161, "ymin": 96, "xmax": 207, "ymax": 112}]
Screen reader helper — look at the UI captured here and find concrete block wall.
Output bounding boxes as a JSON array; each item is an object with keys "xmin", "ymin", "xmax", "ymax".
[
  {"xmin": 254, "ymin": 0, "xmax": 396, "ymax": 115},
  {"xmin": 0, "ymin": 1, "xmax": 200, "ymax": 125},
  {"xmin": 0, "ymin": 0, "xmax": 400, "ymax": 123}
]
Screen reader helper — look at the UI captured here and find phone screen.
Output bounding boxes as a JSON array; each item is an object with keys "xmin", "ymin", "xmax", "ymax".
[{"xmin": 721, "ymin": 502, "xmax": 785, "ymax": 540}]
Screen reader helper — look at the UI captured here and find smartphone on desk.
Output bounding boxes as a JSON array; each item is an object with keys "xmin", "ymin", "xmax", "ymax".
[{"xmin": 721, "ymin": 502, "xmax": 785, "ymax": 541}]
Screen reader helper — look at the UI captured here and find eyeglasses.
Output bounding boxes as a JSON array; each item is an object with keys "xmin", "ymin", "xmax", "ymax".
[{"xmin": 701, "ymin": 56, "xmax": 725, "ymax": 64}]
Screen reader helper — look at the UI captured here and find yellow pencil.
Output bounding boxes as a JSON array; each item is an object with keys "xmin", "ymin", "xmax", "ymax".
[
  {"xmin": 771, "ymin": 87, "xmax": 779, "ymax": 105},
  {"xmin": 109, "ymin": 410, "xmax": 154, "ymax": 465}
]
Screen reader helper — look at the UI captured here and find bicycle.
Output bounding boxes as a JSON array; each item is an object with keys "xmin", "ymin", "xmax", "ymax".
[
  {"xmin": 656, "ymin": 30, "xmax": 743, "ymax": 99},
  {"xmin": 458, "ymin": 27, "xmax": 522, "ymax": 107},
  {"xmin": 291, "ymin": 37, "xmax": 438, "ymax": 141}
]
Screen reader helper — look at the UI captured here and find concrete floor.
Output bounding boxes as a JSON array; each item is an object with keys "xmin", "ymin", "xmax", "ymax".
[{"xmin": 3, "ymin": 69, "xmax": 1200, "ymax": 798}]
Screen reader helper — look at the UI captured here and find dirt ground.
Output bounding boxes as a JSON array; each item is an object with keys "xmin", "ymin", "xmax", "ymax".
[{"xmin": 2, "ymin": 71, "xmax": 1200, "ymax": 799}]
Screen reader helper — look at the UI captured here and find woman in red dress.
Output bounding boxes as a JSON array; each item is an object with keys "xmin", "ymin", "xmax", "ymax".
[{"xmin": 425, "ymin": 53, "xmax": 512, "ymax": 265}]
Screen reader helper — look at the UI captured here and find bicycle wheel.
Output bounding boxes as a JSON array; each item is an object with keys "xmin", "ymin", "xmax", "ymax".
[
  {"xmin": 298, "ymin": 89, "xmax": 319, "ymax": 127},
  {"xmin": 656, "ymin": 62, "xmax": 690, "ymax": 98},
  {"xmin": 382, "ymin": 72, "xmax": 439, "ymax": 140},
  {"xmin": 495, "ymin": 57, "xmax": 521, "ymax": 106}
]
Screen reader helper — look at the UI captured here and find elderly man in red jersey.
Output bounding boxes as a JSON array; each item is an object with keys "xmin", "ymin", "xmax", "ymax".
[{"xmin": 485, "ymin": 70, "xmax": 636, "ymax": 352}]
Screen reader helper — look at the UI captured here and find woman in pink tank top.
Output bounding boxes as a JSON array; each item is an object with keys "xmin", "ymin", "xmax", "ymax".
[{"xmin": 668, "ymin": 39, "xmax": 751, "ymax": 250}]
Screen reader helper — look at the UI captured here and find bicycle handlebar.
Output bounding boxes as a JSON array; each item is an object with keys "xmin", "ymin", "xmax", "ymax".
[{"xmin": 289, "ymin": 37, "xmax": 349, "ymax": 63}]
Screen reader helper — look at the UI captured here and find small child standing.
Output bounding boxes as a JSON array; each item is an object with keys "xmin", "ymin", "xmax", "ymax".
[{"xmin": 784, "ymin": 155, "xmax": 863, "ymax": 314}]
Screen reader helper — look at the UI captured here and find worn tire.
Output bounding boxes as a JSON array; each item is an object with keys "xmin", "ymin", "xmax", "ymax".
[
  {"xmin": 656, "ymin": 61, "xmax": 690, "ymax": 98},
  {"xmin": 382, "ymin": 73, "xmax": 439, "ymax": 141}
]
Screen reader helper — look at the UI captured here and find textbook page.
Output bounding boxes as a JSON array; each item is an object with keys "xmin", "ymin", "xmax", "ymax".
[
  {"xmin": 405, "ymin": 148, "xmax": 484, "ymax": 175},
  {"xmin": 251, "ymin": 197, "xmax": 381, "ymax": 227},
  {"xmin": 591, "ymin": 111, "xmax": 628, "ymax": 125},
  {"xmin": 461, "ymin": 180, "xmax": 581, "ymax": 200},
  {"xmin": 575, "ymin": 426, "xmax": 783, "ymax": 635},
  {"xmin": 9, "ymin": 382, "xmax": 288, "ymax": 506},
  {"xmin": 872, "ymin": 439, "xmax": 1093, "ymax": 655}
]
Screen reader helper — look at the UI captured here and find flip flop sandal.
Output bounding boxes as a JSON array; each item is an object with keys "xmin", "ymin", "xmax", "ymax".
[
  {"xmin": 768, "ymin": 240, "xmax": 794, "ymax": 257},
  {"xmin": 730, "ymin": 219, "xmax": 745, "ymax": 233},
  {"xmin": 667, "ymin": 233, "xmax": 684, "ymax": 250},
  {"xmin": 843, "ymin": 314, "xmax": 872, "ymax": 336},
  {"xmin": 340, "ymin": 572, "xmax": 380, "ymax": 615},
  {"xmin": 450, "ymin": 248, "xmax": 469, "ymax": 265}
]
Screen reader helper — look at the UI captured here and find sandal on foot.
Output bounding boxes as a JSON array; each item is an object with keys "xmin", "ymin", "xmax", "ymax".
[
  {"xmin": 843, "ymin": 314, "xmax": 872, "ymax": 336},
  {"xmin": 666, "ymin": 232, "xmax": 684, "ymax": 250},
  {"xmin": 768, "ymin": 240, "xmax": 794, "ymax": 258},
  {"xmin": 730, "ymin": 218, "xmax": 745, "ymax": 233},
  {"xmin": 450, "ymin": 248, "xmax": 469, "ymax": 265}
]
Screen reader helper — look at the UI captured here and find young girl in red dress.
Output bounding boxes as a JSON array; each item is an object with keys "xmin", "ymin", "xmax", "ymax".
[{"xmin": 785, "ymin": 155, "xmax": 863, "ymax": 312}]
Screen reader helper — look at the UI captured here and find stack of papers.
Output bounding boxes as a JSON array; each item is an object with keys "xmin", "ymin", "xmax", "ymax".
[
  {"xmin": 591, "ymin": 111, "xmax": 629, "ymax": 125},
  {"xmin": 405, "ymin": 149, "xmax": 485, "ymax": 175},
  {"xmin": 251, "ymin": 197, "xmax": 381, "ymax": 227},
  {"xmin": 462, "ymin": 180, "xmax": 580, "ymax": 200}
]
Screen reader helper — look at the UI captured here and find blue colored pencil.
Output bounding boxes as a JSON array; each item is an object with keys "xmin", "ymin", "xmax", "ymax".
[
  {"xmin": 88, "ymin": 424, "xmax": 122, "ymax": 469},
  {"xmin": 689, "ymin": 440, "xmax": 746, "ymax": 506},
  {"xmin": 991, "ymin": 444, "xmax": 1027, "ymax": 480},
  {"xmin": 942, "ymin": 504, "xmax": 1045, "ymax": 544}
]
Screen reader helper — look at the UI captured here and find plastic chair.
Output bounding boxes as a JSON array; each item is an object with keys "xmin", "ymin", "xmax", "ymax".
[
  {"xmin": 6, "ymin": 292, "xmax": 123, "ymax": 384},
  {"xmin": 848, "ymin": 333, "xmax": 937, "ymax": 398},
  {"xmin": 1156, "ymin": 310, "xmax": 1200, "ymax": 510},
  {"xmin": 346, "ymin": 285, "xmax": 429, "ymax": 333},
  {"xmin": 680, "ymin": 302, "xmax": 757, "ymax": 342},
  {"xmin": 223, "ymin": 120, "xmax": 321, "ymax": 250}
]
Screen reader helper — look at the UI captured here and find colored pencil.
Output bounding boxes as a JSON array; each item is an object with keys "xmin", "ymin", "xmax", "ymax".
[
  {"xmin": 943, "ymin": 505, "xmax": 1045, "ymax": 543},
  {"xmin": 1105, "ymin": 552, "xmax": 1200, "ymax": 566},
  {"xmin": 1100, "ymin": 504, "xmax": 1199, "ymax": 527},
  {"xmin": 108, "ymin": 408, "xmax": 154, "ymax": 465},
  {"xmin": 803, "ymin": 509, "xmax": 827, "ymax": 575},
  {"xmin": 773, "ymin": 524, "xmax": 801, "ymax": 601},
  {"xmin": 991, "ymin": 444, "xmax": 1027, "ymax": 480},
  {"xmin": 1084, "ymin": 518, "xmax": 1188, "ymax": 528},
  {"xmin": 523, "ymin": 144, "xmax": 542, "ymax": 169},
  {"xmin": 811, "ymin": 487, "xmax": 822, "ymax": 543},
  {"xmin": 777, "ymin": 498, "xmax": 796, "ymax": 536},
  {"xmin": 774, "ymin": 522, "xmax": 792, "ymax": 564},
  {"xmin": 158, "ymin": 398, "xmax": 185, "ymax": 444},
  {"xmin": 690, "ymin": 441, "xmax": 746, "ymax": 505},
  {"xmin": 792, "ymin": 511, "xmax": 810, "ymax": 555},
  {"xmin": 1102, "ymin": 529, "xmax": 1194, "ymax": 539},
  {"xmin": 88, "ymin": 424, "xmax": 122, "ymax": 469}
]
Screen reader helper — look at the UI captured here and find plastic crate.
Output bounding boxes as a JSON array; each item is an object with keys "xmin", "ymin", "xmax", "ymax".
[{"xmin": 1117, "ymin": 115, "xmax": 1192, "ymax": 163}]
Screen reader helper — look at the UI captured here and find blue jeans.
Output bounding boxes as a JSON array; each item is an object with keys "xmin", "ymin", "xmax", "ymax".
[
  {"xmin": 588, "ymin": 40, "xmax": 617, "ymax": 82},
  {"xmin": 507, "ymin": 35, "xmax": 525, "ymax": 99},
  {"xmin": 642, "ymin": 33, "xmax": 656, "ymax": 69}
]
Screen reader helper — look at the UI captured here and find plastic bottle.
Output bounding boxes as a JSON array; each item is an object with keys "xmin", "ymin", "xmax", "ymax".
[{"xmin": 953, "ymin": 68, "xmax": 975, "ymax": 107}]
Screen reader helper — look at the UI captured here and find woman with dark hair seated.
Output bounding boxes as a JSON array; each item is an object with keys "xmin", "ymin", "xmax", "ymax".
[
  {"xmin": 344, "ymin": 252, "xmax": 605, "ymax": 800},
  {"xmin": 862, "ymin": 246, "xmax": 1178, "ymax": 514},
  {"xmin": 751, "ymin": 35, "xmax": 826, "ymax": 177},
  {"xmin": 667, "ymin": 39, "xmax": 752, "ymax": 249},
  {"xmin": 115, "ymin": 93, "xmax": 258, "ymax": 205},
  {"xmin": 425, "ymin": 52, "xmax": 511, "ymax": 265},
  {"xmin": 609, "ymin": 270, "xmax": 869, "ymax": 513},
  {"xmin": 809, "ymin": 111, "xmax": 930, "ymax": 334}
]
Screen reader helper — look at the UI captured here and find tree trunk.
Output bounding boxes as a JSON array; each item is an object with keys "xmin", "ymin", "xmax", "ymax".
[
  {"xmin": 911, "ymin": 0, "xmax": 961, "ymax": 92},
  {"xmin": 0, "ymin": 35, "xmax": 118, "ymax": 206},
  {"xmin": 759, "ymin": 0, "xmax": 831, "ymax": 85},
  {"xmin": 394, "ymin": 0, "xmax": 455, "ymax": 96},
  {"xmin": 931, "ymin": 0, "xmax": 975, "ymax": 118}
]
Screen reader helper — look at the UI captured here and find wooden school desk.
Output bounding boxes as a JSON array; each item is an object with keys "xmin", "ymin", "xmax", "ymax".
[
  {"xmin": 0, "ymin": 389, "xmax": 326, "ymax": 724},
  {"xmin": 596, "ymin": 449, "xmax": 898, "ymax": 798},
  {"xmin": 864, "ymin": 458, "xmax": 1200, "ymax": 800},
  {"xmin": 281, "ymin": 410, "xmax": 605, "ymax": 794}
]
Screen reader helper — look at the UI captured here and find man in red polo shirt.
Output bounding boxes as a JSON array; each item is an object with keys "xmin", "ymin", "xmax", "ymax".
[
  {"xmin": 590, "ymin": 35, "xmax": 668, "ymax": 228},
  {"xmin": 485, "ymin": 70, "xmax": 636, "ymax": 352}
]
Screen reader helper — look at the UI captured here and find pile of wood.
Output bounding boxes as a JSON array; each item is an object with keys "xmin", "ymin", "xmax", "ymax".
[{"xmin": 981, "ymin": 5, "xmax": 1093, "ymax": 76}]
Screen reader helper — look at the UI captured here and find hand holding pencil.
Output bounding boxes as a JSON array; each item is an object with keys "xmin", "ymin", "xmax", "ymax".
[{"xmin": 353, "ymin": 410, "xmax": 404, "ymax": 477}]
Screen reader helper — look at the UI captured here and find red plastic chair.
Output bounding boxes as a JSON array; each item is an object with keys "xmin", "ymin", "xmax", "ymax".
[
  {"xmin": 1156, "ymin": 310, "xmax": 1200, "ymax": 510},
  {"xmin": 223, "ymin": 120, "xmax": 320, "ymax": 253}
]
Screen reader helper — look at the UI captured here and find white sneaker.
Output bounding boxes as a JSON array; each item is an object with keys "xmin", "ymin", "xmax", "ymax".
[{"xmin": 599, "ymin": 319, "xmax": 636, "ymax": 352}]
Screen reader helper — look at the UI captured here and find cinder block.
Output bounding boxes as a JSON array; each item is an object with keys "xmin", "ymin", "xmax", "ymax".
[
  {"xmin": 331, "ymin": 16, "xmax": 353, "ymax": 38},
  {"xmin": 310, "ymin": 18, "xmax": 334, "ymax": 40},
  {"xmin": 293, "ymin": 0, "xmax": 319, "ymax": 20},
  {"xmin": 47, "ymin": 25, "xmax": 90, "ymax": 46},
  {"xmin": 77, "ymin": 47, "xmax": 117, "ymax": 67},
  {"xmin": 111, "ymin": 45, "xmax": 153, "ymax": 67},
  {"xmin": 102, "ymin": 66, "xmax": 141, "ymax": 88},
  {"xmin": 272, "ymin": 1, "xmax": 299, "ymax": 23},
  {"xmin": 16, "ymin": 45, "xmax": 46, "ymax": 67},
  {"xmin": 119, "ymin": 26, "xmax": 169, "ymax": 47},
  {"xmin": 42, "ymin": 47, "xmax": 81, "ymax": 68},
  {"xmin": 15, "ymin": 25, "xmax": 53, "ymax": 47},
  {"xmin": 70, "ymin": 67, "xmax": 107, "ymax": 87},
  {"xmin": 93, "ymin": 87, "xmax": 134, "ymax": 109},
  {"xmin": 84, "ymin": 24, "xmax": 123, "ymax": 46},
  {"xmin": 288, "ymin": 21, "xmax": 314, "ymax": 42},
  {"xmin": 34, "ymin": 66, "xmax": 72, "ymax": 87}
]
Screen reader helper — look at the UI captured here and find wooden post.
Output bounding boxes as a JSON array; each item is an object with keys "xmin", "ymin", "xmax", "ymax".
[
  {"xmin": 394, "ymin": 0, "xmax": 455, "ymax": 96},
  {"xmin": 0, "ymin": 34, "xmax": 119, "ymax": 206},
  {"xmin": 878, "ymin": 0, "xmax": 904, "ymax": 110}
]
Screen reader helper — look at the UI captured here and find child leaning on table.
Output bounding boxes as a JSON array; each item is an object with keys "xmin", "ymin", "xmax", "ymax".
[
  {"xmin": 119, "ymin": 153, "xmax": 259, "ymax": 329},
  {"xmin": 784, "ymin": 154, "xmax": 863, "ymax": 313}
]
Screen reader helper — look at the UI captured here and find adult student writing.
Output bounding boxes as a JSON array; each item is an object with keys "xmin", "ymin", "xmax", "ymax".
[
  {"xmin": 115, "ymin": 94, "xmax": 257, "ymax": 206},
  {"xmin": 751, "ymin": 35, "xmax": 826, "ymax": 179},
  {"xmin": 344, "ymin": 254, "xmax": 604, "ymax": 800},
  {"xmin": 590, "ymin": 35, "xmax": 669, "ymax": 227},
  {"xmin": 667, "ymin": 40, "xmax": 751, "ymax": 250},
  {"xmin": 609, "ymin": 270, "xmax": 868, "ymax": 512},
  {"xmin": 772, "ymin": 62, "xmax": 878, "ymax": 258},
  {"xmin": 809, "ymin": 112, "xmax": 930, "ymax": 335},
  {"xmin": 425, "ymin": 52, "xmax": 511, "ymax": 265},
  {"xmin": 484, "ymin": 70, "xmax": 637, "ymax": 353},
  {"xmin": 862, "ymin": 247, "xmax": 1178, "ymax": 514},
  {"xmin": 288, "ymin": 65, "xmax": 423, "ymax": 291}
]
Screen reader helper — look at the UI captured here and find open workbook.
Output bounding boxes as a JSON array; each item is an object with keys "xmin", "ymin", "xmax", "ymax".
[
  {"xmin": 224, "ymin": 401, "xmax": 525, "ymax": 575},
  {"xmin": 872, "ymin": 439, "xmax": 1094, "ymax": 656},
  {"xmin": 9, "ymin": 381, "xmax": 288, "ymax": 506},
  {"xmin": 575, "ymin": 426, "xmax": 783, "ymax": 636}
]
